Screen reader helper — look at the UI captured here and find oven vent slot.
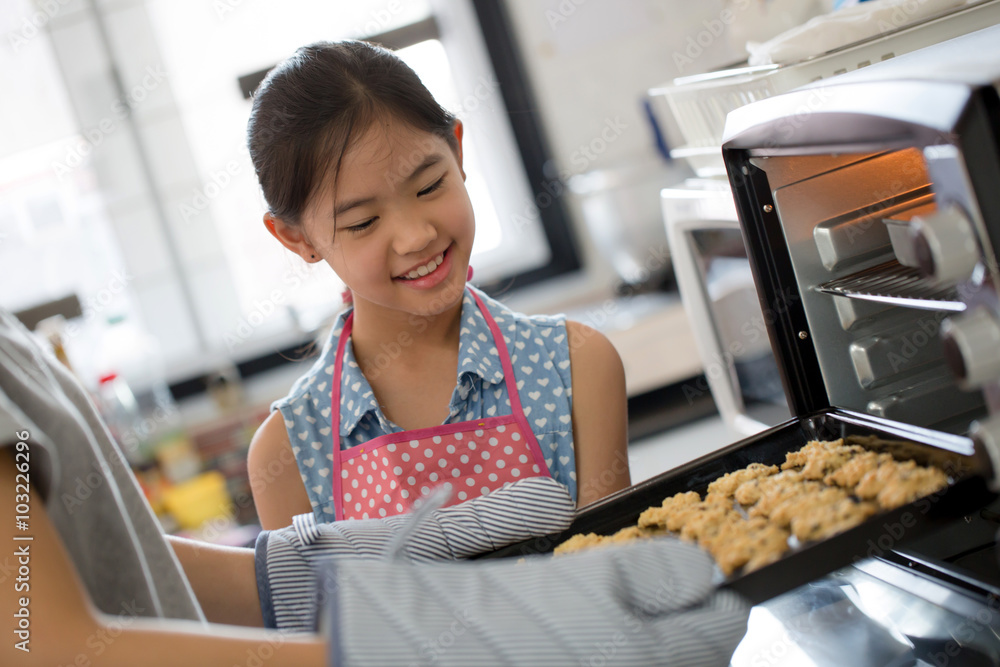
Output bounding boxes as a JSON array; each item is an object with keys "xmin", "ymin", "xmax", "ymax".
[{"xmin": 815, "ymin": 261, "xmax": 965, "ymax": 312}]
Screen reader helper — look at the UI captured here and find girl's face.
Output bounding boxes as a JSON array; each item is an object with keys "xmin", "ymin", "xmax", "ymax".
[{"xmin": 277, "ymin": 119, "xmax": 475, "ymax": 320}]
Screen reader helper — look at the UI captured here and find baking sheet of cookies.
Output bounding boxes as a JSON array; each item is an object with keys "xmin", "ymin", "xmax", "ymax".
[{"xmin": 475, "ymin": 409, "xmax": 997, "ymax": 605}]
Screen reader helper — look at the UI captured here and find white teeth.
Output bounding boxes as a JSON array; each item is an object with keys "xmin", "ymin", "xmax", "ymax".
[{"xmin": 403, "ymin": 253, "xmax": 444, "ymax": 280}]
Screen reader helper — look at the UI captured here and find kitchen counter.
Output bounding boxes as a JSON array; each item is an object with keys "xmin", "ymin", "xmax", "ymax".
[{"xmin": 562, "ymin": 291, "xmax": 703, "ymax": 397}]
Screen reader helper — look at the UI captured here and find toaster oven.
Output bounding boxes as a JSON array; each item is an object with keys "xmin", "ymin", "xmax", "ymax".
[
  {"xmin": 721, "ymin": 21, "xmax": 1000, "ymax": 452},
  {"xmin": 480, "ymin": 22, "xmax": 1000, "ymax": 664},
  {"xmin": 719, "ymin": 22, "xmax": 1000, "ymax": 662}
]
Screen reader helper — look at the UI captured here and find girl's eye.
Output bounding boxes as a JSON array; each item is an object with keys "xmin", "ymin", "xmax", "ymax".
[
  {"xmin": 345, "ymin": 218, "xmax": 376, "ymax": 234},
  {"xmin": 418, "ymin": 176, "xmax": 445, "ymax": 197}
]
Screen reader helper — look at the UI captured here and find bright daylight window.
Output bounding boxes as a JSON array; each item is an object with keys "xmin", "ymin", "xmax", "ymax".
[
  {"xmin": 0, "ymin": 4, "xmax": 126, "ymax": 371},
  {"xmin": 1, "ymin": 0, "xmax": 551, "ymax": 390}
]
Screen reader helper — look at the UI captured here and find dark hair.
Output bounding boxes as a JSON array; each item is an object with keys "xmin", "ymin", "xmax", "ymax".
[{"xmin": 247, "ymin": 40, "xmax": 458, "ymax": 225}]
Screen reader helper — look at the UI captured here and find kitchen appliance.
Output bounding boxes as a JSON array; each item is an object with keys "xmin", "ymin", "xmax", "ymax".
[
  {"xmin": 720, "ymin": 23, "xmax": 1000, "ymax": 448},
  {"xmin": 662, "ymin": 179, "xmax": 790, "ymax": 439},
  {"xmin": 648, "ymin": 0, "xmax": 1000, "ymax": 179},
  {"xmin": 651, "ymin": 0, "xmax": 1000, "ymax": 443},
  {"xmin": 718, "ymin": 21, "xmax": 1000, "ymax": 663},
  {"xmin": 480, "ymin": 23, "xmax": 1000, "ymax": 664}
]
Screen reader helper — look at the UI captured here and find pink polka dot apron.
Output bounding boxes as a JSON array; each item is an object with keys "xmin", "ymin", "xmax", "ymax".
[{"xmin": 330, "ymin": 292, "xmax": 553, "ymax": 521}]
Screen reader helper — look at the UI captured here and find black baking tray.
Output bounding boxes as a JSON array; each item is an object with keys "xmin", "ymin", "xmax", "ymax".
[{"xmin": 474, "ymin": 408, "xmax": 998, "ymax": 605}]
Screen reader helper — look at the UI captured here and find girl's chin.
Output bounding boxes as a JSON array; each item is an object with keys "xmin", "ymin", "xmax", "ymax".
[
  {"xmin": 353, "ymin": 279, "xmax": 466, "ymax": 317},
  {"xmin": 408, "ymin": 279, "xmax": 467, "ymax": 316}
]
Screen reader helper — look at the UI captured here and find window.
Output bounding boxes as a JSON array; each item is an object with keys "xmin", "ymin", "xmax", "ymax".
[
  {"xmin": 0, "ymin": 3, "xmax": 133, "ymax": 377},
  {"xmin": 3, "ymin": 0, "xmax": 570, "ymax": 392}
]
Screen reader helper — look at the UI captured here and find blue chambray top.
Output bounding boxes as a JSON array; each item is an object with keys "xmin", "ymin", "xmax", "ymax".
[{"xmin": 272, "ymin": 285, "xmax": 578, "ymax": 521}]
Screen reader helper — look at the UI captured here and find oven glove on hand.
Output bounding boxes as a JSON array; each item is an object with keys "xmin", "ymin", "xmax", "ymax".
[
  {"xmin": 323, "ymin": 537, "xmax": 750, "ymax": 667},
  {"xmin": 256, "ymin": 477, "xmax": 574, "ymax": 631}
]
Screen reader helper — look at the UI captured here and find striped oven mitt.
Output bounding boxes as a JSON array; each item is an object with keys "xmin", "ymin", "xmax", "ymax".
[
  {"xmin": 322, "ymin": 539, "xmax": 749, "ymax": 667},
  {"xmin": 256, "ymin": 477, "xmax": 576, "ymax": 630}
]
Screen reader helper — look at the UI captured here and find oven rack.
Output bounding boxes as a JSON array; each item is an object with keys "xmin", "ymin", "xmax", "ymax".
[{"xmin": 815, "ymin": 260, "xmax": 966, "ymax": 312}]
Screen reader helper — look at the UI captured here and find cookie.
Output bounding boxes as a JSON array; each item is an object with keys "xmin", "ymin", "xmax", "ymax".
[
  {"xmin": 679, "ymin": 504, "xmax": 739, "ymax": 543},
  {"xmin": 782, "ymin": 439, "xmax": 868, "ymax": 480},
  {"xmin": 855, "ymin": 460, "xmax": 917, "ymax": 499},
  {"xmin": 749, "ymin": 479, "xmax": 824, "ymax": 519},
  {"xmin": 553, "ymin": 532, "xmax": 605, "ymax": 555},
  {"xmin": 824, "ymin": 451, "xmax": 894, "ymax": 489},
  {"xmin": 553, "ymin": 524, "xmax": 665, "ymax": 555},
  {"xmin": 781, "ymin": 439, "xmax": 846, "ymax": 470},
  {"xmin": 789, "ymin": 498, "xmax": 878, "ymax": 542},
  {"xmin": 876, "ymin": 466, "xmax": 949, "ymax": 510},
  {"xmin": 706, "ymin": 463, "xmax": 779, "ymax": 497},
  {"xmin": 703, "ymin": 517, "xmax": 790, "ymax": 576},
  {"xmin": 734, "ymin": 470, "xmax": 804, "ymax": 506},
  {"xmin": 663, "ymin": 500, "xmax": 720, "ymax": 533},
  {"xmin": 637, "ymin": 491, "xmax": 700, "ymax": 530},
  {"xmin": 800, "ymin": 445, "xmax": 867, "ymax": 481},
  {"xmin": 768, "ymin": 486, "xmax": 850, "ymax": 528}
]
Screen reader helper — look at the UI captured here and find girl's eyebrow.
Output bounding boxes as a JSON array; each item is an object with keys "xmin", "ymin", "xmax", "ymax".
[
  {"xmin": 404, "ymin": 153, "xmax": 444, "ymax": 184},
  {"xmin": 334, "ymin": 195, "xmax": 375, "ymax": 219},
  {"xmin": 332, "ymin": 153, "xmax": 445, "ymax": 219},
  {"xmin": 334, "ymin": 195, "xmax": 376, "ymax": 218}
]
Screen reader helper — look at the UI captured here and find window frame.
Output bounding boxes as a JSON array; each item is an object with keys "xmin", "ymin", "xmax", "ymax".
[{"xmin": 468, "ymin": 0, "xmax": 582, "ymax": 293}]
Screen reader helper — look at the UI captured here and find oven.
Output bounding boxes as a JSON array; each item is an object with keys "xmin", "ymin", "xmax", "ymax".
[
  {"xmin": 650, "ymin": 0, "xmax": 1000, "ymax": 447},
  {"xmin": 480, "ymin": 22, "xmax": 1000, "ymax": 665},
  {"xmin": 721, "ymin": 21, "xmax": 1000, "ymax": 468},
  {"xmin": 716, "ymin": 22, "xmax": 1000, "ymax": 664}
]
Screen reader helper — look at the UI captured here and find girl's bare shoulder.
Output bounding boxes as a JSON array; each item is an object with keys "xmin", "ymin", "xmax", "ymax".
[{"xmin": 565, "ymin": 320, "xmax": 623, "ymax": 371}]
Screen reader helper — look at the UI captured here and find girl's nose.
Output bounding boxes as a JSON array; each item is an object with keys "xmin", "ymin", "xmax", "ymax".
[{"xmin": 391, "ymin": 216, "xmax": 438, "ymax": 256}]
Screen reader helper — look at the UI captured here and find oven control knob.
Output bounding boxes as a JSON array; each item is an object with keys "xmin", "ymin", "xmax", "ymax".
[
  {"xmin": 909, "ymin": 205, "xmax": 979, "ymax": 283},
  {"xmin": 941, "ymin": 307, "xmax": 1000, "ymax": 389}
]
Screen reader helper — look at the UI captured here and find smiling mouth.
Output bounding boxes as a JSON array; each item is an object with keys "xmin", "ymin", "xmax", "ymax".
[{"xmin": 395, "ymin": 247, "xmax": 449, "ymax": 281}]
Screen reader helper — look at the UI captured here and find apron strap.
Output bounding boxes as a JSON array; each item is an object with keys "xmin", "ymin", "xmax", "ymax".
[
  {"xmin": 330, "ymin": 312, "xmax": 354, "ymax": 435},
  {"xmin": 469, "ymin": 291, "xmax": 528, "ymax": 417}
]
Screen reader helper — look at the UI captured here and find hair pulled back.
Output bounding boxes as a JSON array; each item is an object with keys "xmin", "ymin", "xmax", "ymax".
[{"xmin": 247, "ymin": 40, "xmax": 458, "ymax": 226}]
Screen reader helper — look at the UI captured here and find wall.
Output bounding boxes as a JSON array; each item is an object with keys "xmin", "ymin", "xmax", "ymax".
[{"xmin": 499, "ymin": 0, "xmax": 828, "ymax": 314}]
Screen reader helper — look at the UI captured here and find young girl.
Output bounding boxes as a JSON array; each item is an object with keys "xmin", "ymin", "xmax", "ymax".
[{"xmin": 246, "ymin": 40, "xmax": 630, "ymax": 530}]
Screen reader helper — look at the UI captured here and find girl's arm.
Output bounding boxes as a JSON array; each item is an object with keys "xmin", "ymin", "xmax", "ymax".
[
  {"xmin": 566, "ymin": 321, "xmax": 632, "ymax": 507},
  {"xmin": 247, "ymin": 411, "xmax": 314, "ymax": 529},
  {"xmin": 0, "ymin": 449, "xmax": 325, "ymax": 667},
  {"xmin": 165, "ymin": 535, "xmax": 262, "ymax": 626}
]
